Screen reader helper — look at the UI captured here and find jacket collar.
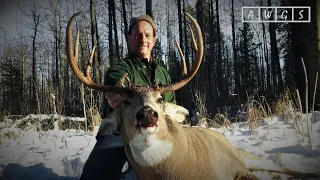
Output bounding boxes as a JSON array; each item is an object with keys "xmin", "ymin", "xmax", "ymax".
[{"xmin": 127, "ymin": 52, "xmax": 158, "ymax": 70}]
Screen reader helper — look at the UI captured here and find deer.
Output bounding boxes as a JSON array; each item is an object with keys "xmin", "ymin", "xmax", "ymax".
[{"xmin": 66, "ymin": 12, "xmax": 320, "ymax": 180}]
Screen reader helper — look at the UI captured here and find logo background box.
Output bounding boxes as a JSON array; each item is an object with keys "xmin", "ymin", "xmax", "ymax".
[
  {"xmin": 260, "ymin": 8, "xmax": 276, "ymax": 21},
  {"xmin": 242, "ymin": 7, "xmax": 259, "ymax": 22},
  {"xmin": 293, "ymin": 8, "xmax": 309, "ymax": 21},
  {"xmin": 277, "ymin": 8, "xmax": 293, "ymax": 21}
]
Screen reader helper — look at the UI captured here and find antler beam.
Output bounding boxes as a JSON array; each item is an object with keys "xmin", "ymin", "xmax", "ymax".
[
  {"xmin": 66, "ymin": 12, "xmax": 127, "ymax": 94},
  {"xmin": 159, "ymin": 13, "xmax": 203, "ymax": 94}
]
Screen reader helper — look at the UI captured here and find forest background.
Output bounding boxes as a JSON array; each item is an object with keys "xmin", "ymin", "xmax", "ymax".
[{"xmin": 0, "ymin": 0, "xmax": 319, "ymax": 127}]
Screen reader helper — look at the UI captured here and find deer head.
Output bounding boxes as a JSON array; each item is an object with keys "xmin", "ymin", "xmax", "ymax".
[{"xmin": 66, "ymin": 12, "xmax": 203, "ymax": 144}]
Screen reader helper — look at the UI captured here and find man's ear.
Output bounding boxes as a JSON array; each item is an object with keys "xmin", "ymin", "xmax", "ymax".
[
  {"xmin": 164, "ymin": 102, "xmax": 189, "ymax": 123},
  {"xmin": 98, "ymin": 109, "xmax": 123, "ymax": 136},
  {"xmin": 152, "ymin": 36, "xmax": 156, "ymax": 45}
]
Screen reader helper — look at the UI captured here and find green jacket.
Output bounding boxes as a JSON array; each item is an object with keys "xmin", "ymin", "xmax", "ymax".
[{"xmin": 102, "ymin": 53, "xmax": 176, "ymax": 117}]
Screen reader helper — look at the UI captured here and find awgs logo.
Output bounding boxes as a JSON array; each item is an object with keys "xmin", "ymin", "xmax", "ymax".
[{"xmin": 242, "ymin": 6, "xmax": 310, "ymax": 23}]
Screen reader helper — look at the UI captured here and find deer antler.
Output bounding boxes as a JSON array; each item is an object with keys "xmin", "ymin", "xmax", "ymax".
[
  {"xmin": 67, "ymin": 12, "xmax": 203, "ymax": 95},
  {"xmin": 159, "ymin": 13, "xmax": 203, "ymax": 94},
  {"xmin": 66, "ymin": 12, "xmax": 127, "ymax": 94}
]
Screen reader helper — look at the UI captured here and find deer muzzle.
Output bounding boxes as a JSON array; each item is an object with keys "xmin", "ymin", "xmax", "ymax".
[
  {"xmin": 136, "ymin": 106, "xmax": 158, "ymax": 134},
  {"xmin": 136, "ymin": 106, "xmax": 158, "ymax": 126}
]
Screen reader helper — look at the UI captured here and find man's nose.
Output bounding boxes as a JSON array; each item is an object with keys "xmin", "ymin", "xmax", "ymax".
[{"xmin": 140, "ymin": 34, "xmax": 147, "ymax": 42}]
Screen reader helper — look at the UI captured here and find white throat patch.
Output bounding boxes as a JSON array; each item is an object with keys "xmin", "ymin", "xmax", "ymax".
[{"xmin": 129, "ymin": 134, "xmax": 173, "ymax": 167}]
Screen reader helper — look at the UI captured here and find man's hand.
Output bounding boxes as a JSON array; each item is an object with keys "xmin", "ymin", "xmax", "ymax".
[{"xmin": 105, "ymin": 92, "xmax": 123, "ymax": 109}]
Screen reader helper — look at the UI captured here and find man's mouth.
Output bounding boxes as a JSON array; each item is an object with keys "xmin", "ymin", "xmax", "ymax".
[{"xmin": 138, "ymin": 45, "xmax": 148, "ymax": 49}]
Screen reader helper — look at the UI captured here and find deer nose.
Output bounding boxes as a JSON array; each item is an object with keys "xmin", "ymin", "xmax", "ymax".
[{"xmin": 136, "ymin": 106, "xmax": 158, "ymax": 124}]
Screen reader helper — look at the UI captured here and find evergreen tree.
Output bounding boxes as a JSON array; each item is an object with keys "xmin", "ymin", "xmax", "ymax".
[
  {"xmin": 237, "ymin": 23, "xmax": 259, "ymax": 101},
  {"xmin": 277, "ymin": 21, "xmax": 294, "ymax": 91},
  {"xmin": 152, "ymin": 40, "xmax": 165, "ymax": 67},
  {"xmin": 0, "ymin": 48, "xmax": 24, "ymax": 114}
]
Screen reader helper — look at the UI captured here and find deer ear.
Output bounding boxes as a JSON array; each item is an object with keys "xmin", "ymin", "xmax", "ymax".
[
  {"xmin": 164, "ymin": 102, "xmax": 189, "ymax": 123},
  {"xmin": 98, "ymin": 109, "xmax": 123, "ymax": 136}
]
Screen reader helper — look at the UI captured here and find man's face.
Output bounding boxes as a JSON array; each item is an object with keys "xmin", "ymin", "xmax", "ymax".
[{"xmin": 128, "ymin": 20, "xmax": 155, "ymax": 60}]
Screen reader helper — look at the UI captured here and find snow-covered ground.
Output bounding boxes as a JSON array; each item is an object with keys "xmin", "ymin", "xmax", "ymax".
[{"xmin": 0, "ymin": 112, "xmax": 319, "ymax": 179}]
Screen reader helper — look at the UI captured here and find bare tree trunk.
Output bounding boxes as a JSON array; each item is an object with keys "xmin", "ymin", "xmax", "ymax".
[
  {"xmin": 259, "ymin": 0, "xmax": 271, "ymax": 97},
  {"xmin": 166, "ymin": 0, "xmax": 180, "ymax": 104},
  {"xmin": 64, "ymin": 54, "xmax": 70, "ymax": 112},
  {"xmin": 146, "ymin": 0, "xmax": 153, "ymax": 18},
  {"xmin": 29, "ymin": 77, "xmax": 32, "ymax": 110},
  {"xmin": 177, "ymin": 0, "xmax": 184, "ymax": 54},
  {"xmin": 207, "ymin": 0, "xmax": 217, "ymax": 114},
  {"xmin": 90, "ymin": 0, "xmax": 102, "ymax": 83},
  {"xmin": 231, "ymin": 0, "xmax": 239, "ymax": 94},
  {"xmin": 261, "ymin": 22, "xmax": 271, "ymax": 96},
  {"xmin": 58, "ymin": 18, "xmax": 62, "ymax": 98},
  {"xmin": 182, "ymin": 0, "xmax": 196, "ymax": 116},
  {"xmin": 176, "ymin": 0, "xmax": 192, "ymax": 112},
  {"xmin": 215, "ymin": 0, "xmax": 224, "ymax": 106},
  {"xmin": 317, "ymin": 0, "xmax": 320, "ymax": 70},
  {"xmin": 166, "ymin": 0, "xmax": 171, "ymax": 65},
  {"xmin": 54, "ymin": 22, "xmax": 59, "ymax": 91},
  {"xmin": 52, "ymin": 11, "xmax": 62, "ymax": 99},
  {"xmin": 315, "ymin": 0, "xmax": 320, "ymax": 109},
  {"xmin": 121, "ymin": 0, "xmax": 129, "ymax": 48},
  {"xmin": 108, "ymin": 0, "xmax": 115, "ymax": 66},
  {"xmin": 41, "ymin": 73, "xmax": 44, "ymax": 110},
  {"xmin": 240, "ymin": 22, "xmax": 247, "ymax": 101},
  {"xmin": 258, "ymin": 45, "xmax": 265, "ymax": 91},
  {"xmin": 21, "ymin": 46, "xmax": 26, "ymax": 108},
  {"xmin": 112, "ymin": 4, "xmax": 120, "ymax": 61},
  {"xmin": 182, "ymin": 0, "xmax": 190, "ymax": 70},
  {"xmin": 196, "ymin": 0, "xmax": 214, "ymax": 114},
  {"xmin": 32, "ymin": 12, "xmax": 40, "ymax": 111},
  {"xmin": 267, "ymin": 0, "xmax": 283, "ymax": 95}
]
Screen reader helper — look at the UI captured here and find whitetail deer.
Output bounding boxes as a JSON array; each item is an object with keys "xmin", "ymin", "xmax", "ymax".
[{"xmin": 66, "ymin": 12, "xmax": 319, "ymax": 180}]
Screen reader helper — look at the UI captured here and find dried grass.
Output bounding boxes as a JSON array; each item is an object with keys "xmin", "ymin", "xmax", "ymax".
[
  {"xmin": 246, "ymin": 96, "xmax": 269, "ymax": 130},
  {"xmin": 212, "ymin": 113, "xmax": 231, "ymax": 129},
  {"xmin": 245, "ymin": 90, "xmax": 300, "ymax": 130},
  {"xmin": 244, "ymin": 57, "xmax": 317, "ymax": 150}
]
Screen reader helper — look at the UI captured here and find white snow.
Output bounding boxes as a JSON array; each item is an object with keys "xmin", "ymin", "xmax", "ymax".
[{"xmin": 0, "ymin": 112, "xmax": 319, "ymax": 179}]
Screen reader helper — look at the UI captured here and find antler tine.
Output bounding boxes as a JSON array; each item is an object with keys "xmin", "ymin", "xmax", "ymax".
[
  {"xmin": 118, "ymin": 73, "xmax": 132, "ymax": 87},
  {"xmin": 188, "ymin": 24, "xmax": 198, "ymax": 52},
  {"xmin": 66, "ymin": 12, "xmax": 126, "ymax": 94},
  {"xmin": 159, "ymin": 13, "xmax": 203, "ymax": 94},
  {"xmin": 175, "ymin": 40, "xmax": 187, "ymax": 77},
  {"xmin": 86, "ymin": 45, "xmax": 96, "ymax": 82},
  {"xmin": 75, "ymin": 29, "xmax": 80, "ymax": 63}
]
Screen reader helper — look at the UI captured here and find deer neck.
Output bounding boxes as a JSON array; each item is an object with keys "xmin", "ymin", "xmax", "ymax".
[{"xmin": 126, "ymin": 118, "xmax": 188, "ymax": 167}]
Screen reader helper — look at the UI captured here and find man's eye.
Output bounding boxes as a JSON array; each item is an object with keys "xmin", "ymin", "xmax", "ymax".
[{"xmin": 123, "ymin": 100, "xmax": 131, "ymax": 105}]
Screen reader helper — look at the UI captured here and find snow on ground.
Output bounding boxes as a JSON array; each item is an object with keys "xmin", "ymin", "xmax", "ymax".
[{"xmin": 0, "ymin": 112, "xmax": 319, "ymax": 180}]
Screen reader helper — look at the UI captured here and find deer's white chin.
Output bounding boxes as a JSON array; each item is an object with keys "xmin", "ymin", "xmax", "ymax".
[{"xmin": 129, "ymin": 134, "xmax": 173, "ymax": 167}]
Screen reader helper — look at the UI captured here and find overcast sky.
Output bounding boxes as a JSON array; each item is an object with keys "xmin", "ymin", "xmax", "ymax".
[
  {"xmin": 0, "ymin": 0, "xmax": 247, "ymax": 42},
  {"xmin": 0, "ymin": 0, "xmax": 307, "ymax": 51},
  {"xmin": 0, "ymin": 0, "xmax": 22, "ymax": 40}
]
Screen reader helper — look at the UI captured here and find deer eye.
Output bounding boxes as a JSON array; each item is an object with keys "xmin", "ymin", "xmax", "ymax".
[
  {"xmin": 156, "ymin": 97, "xmax": 164, "ymax": 104},
  {"xmin": 123, "ymin": 100, "xmax": 131, "ymax": 106}
]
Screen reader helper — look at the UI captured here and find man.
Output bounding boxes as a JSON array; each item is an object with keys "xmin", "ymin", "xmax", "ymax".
[{"xmin": 80, "ymin": 14, "xmax": 176, "ymax": 180}]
